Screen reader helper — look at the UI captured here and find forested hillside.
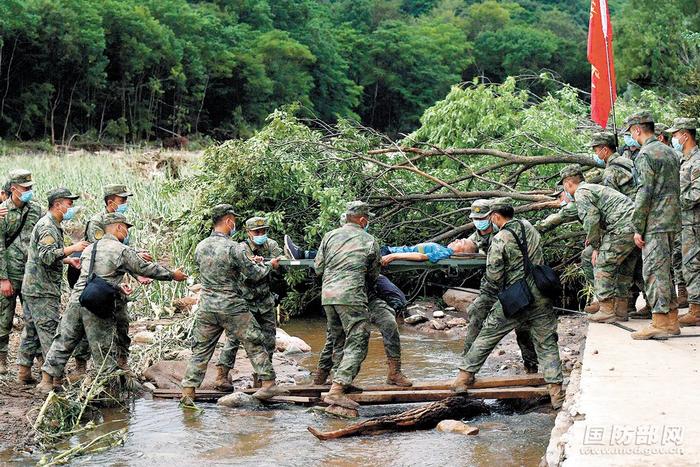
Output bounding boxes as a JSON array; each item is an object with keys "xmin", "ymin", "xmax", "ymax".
[{"xmin": 0, "ymin": 0, "xmax": 698, "ymax": 144}]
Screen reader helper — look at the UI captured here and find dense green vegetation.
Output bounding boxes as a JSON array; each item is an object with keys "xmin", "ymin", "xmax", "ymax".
[{"xmin": 2, "ymin": 0, "xmax": 695, "ymax": 144}]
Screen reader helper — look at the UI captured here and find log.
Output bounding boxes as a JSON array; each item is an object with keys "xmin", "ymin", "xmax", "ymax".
[
  {"xmin": 152, "ymin": 388, "xmax": 320, "ymax": 405},
  {"xmin": 320, "ymin": 386, "xmax": 549, "ymax": 405},
  {"xmin": 307, "ymin": 396, "xmax": 490, "ymax": 440}
]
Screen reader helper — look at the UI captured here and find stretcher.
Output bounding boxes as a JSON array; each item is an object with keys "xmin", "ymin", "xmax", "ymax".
[{"xmin": 278, "ymin": 253, "xmax": 486, "ymax": 273}]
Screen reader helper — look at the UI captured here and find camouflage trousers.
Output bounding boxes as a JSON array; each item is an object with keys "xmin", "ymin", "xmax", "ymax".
[
  {"xmin": 681, "ymin": 226, "xmax": 700, "ymax": 304},
  {"xmin": 0, "ymin": 279, "xmax": 23, "ymax": 355},
  {"xmin": 217, "ymin": 296, "xmax": 276, "ymax": 369},
  {"xmin": 584, "ymin": 242, "xmax": 645, "ymax": 303},
  {"xmin": 462, "ymin": 293, "xmax": 538, "ymax": 372},
  {"xmin": 323, "ymin": 304, "xmax": 370, "ymax": 386},
  {"xmin": 673, "ymin": 234, "xmax": 686, "ymax": 288},
  {"xmin": 641, "ymin": 232, "xmax": 678, "ymax": 314},
  {"xmin": 593, "ymin": 232, "xmax": 637, "ymax": 301},
  {"xmin": 318, "ymin": 296, "xmax": 401, "ymax": 373},
  {"xmin": 42, "ymin": 302, "xmax": 119, "ymax": 377},
  {"xmin": 580, "ymin": 245, "xmax": 594, "ymax": 285},
  {"xmin": 461, "ymin": 285, "xmax": 563, "ymax": 384},
  {"xmin": 113, "ymin": 301, "xmax": 131, "ymax": 360},
  {"xmin": 182, "ymin": 309, "xmax": 274, "ymax": 388}
]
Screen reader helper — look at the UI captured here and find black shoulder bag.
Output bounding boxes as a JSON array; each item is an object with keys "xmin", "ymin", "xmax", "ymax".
[
  {"xmin": 497, "ymin": 222, "xmax": 534, "ymax": 318},
  {"xmin": 79, "ymin": 241, "xmax": 120, "ymax": 319},
  {"xmin": 4, "ymin": 208, "xmax": 30, "ymax": 248}
]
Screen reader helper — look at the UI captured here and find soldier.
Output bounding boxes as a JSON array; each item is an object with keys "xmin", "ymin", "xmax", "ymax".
[
  {"xmin": 460, "ymin": 199, "xmax": 538, "ymax": 374},
  {"xmin": 0, "ymin": 170, "xmax": 42, "ymax": 375},
  {"xmin": 38, "ymin": 213, "xmax": 187, "ymax": 392},
  {"xmin": 447, "ymin": 199, "xmax": 495, "ymax": 253},
  {"xmin": 560, "ymin": 165, "xmax": 637, "ymax": 323},
  {"xmin": 314, "ymin": 201, "xmax": 380, "ymax": 409},
  {"xmin": 590, "ymin": 132, "xmax": 637, "ymax": 199},
  {"xmin": 16, "ymin": 188, "xmax": 89, "ymax": 384},
  {"xmin": 215, "ymin": 216, "xmax": 285, "ymax": 391},
  {"xmin": 669, "ymin": 118, "xmax": 700, "ymax": 326},
  {"xmin": 0, "ymin": 180, "xmax": 10, "ymax": 202},
  {"xmin": 181, "ymin": 205, "xmax": 286, "ymax": 403},
  {"xmin": 451, "ymin": 199, "xmax": 564, "ymax": 409},
  {"xmin": 623, "ymin": 111, "xmax": 682, "ymax": 339}
]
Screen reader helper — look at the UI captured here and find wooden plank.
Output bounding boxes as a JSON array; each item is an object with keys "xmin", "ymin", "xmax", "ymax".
[
  {"xmin": 263, "ymin": 396, "xmax": 319, "ymax": 406},
  {"xmin": 320, "ymin": 386, "xmax": 549, "ymax": 405},
  {"xmin": 152, "ymin": 389, "xmax": 319, "ymax": 405}
]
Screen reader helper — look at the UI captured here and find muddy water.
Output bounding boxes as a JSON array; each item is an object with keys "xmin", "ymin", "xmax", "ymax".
[{"xmin": 30, "ymin": 319, "xmax": 554, "ymax": 466}]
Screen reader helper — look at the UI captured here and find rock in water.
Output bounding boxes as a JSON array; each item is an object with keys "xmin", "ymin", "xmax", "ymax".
[
  {"xmin": 436, "ymin": 420, "xmax": 479, "ymax": 435},
  {"xmin": 325, "ymin": 405, "xmax": 359, "ymax": 418},
  {"xmin": 276, "ymin": 328, "xmax": 312, "ymax": 353},
  {"xmin": 430, "ymin": 319, "xmax": 447, "ymax": 331},
  {"xmin": 405, "ymin": 314, "xmax": 428, "ymax": 325},
  {"xmin": 443, "ymin": 289, "xmax": 479, "ymax": 313},
  {"xmin": 132, "ymin": 330, "xmax": 155, "ymax": 345},
  {"xmin": 217, "ymin": 392, "xmax": 261, "ymax": 408},
  {"xmin": 446, "ymin": 317, "xmax": 467, "ymax": 328},
  {"xmin": 432, "ymin": 310, "xmax": 445, "ymax": 318}
]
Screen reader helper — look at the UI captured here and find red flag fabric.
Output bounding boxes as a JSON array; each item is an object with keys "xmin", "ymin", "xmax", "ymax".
[{"xmin": 587, "ymin": 0, "xmax": 617, "ymax": 129}]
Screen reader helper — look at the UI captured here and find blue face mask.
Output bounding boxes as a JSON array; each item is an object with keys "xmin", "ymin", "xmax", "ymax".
[
  {"xmin": 560, "ymin": 198, "xmax": 568, "ymax": 207},
  {"xmin": 566, "ymin": 191, "xmax": 575, "ymax": 202},
  {"xmin": 364, "ymin": 221, "xmax": 370, "ymax": 232},
  {"xmin": 116, "ymin": 203, "xmax": 129, "ymax": 214},
  {"xmin": 593, "ymin": 154, "xmax": 606, "ymax": 167},
  {"xmin": 672, "ymin": 137, "xmax": 683, "ymax": 152},
  {"xmin": 19, "ymin": 190, "xmax": 33, "ymax": 203},
  {"xmin": 624, "ymin": 134, "xmax": 640, "ymax": 148},
  {"xmin": 474, "ymin": 219, "xmax": 490, "ymax": 232},
  {"xmin": 252, "ymin": 234, "xmax": 268, "ymax": 245},
  {"xmin": 490, "ymin": 217, "xmax": 500, "ymax": 233},
  {"xmin": 123, "ymin": 233, "xmax": 130, "ymax": 245},
  {"xmin": 63, "ymin": 206, "xmax": 76, "ymax": 221}
]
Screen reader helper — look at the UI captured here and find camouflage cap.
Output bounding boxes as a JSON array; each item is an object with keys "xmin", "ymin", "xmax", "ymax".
[
  {"xmin": 103, "ymin": 184, "xmax": 133, "ymax": 198},
  {"xmin": 559, "ymin": 164, "xmax": 585, "ymax": 184},
  {"xmin": 621, "ymin": 110, "xmax": 654, "ymax": 132},
  {"xmin": 7, "ymin": 169, "xmax": 34, "ymax": 188},
  {"xmin": 47, "ymin": 187, "xmax": 79, "ymax": 205},
  {"xmin": 345, "ymin": 200, "xmax": 375, "ymax": 218},
  {"xmin": 245, "ymin": 216, "xmax": 269, "ymax": 230},
  {"xmin": 667, "ymin": 117, "xmax": 699, "ymax": 133},
  {"xmin": 211, "ymin": 204, "xmax": 238, "ymax": 222},
  {"xmin": 1, "ymin": 180, "xmax": 10, "ymax": 194},
  {"xmin": 102, "ymin": 212, "xmax": 133, "ymax": 228},
  {"xmin": 589, "ymin": 132, "xmax": 616, "ymax": 148},
  {"xmin": 490, "ymin": 197, "xmax": 513, "ymax": 212},
  {"xmin": 654, "ymin": 123, "xmax": 670, "ymax": 136},
  {"xmin": 469, "ymin": 199, "xmax": 492, "ymax": 219}
]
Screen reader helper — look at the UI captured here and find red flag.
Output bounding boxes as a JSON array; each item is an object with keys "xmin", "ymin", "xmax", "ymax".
[{"xmin": 587, "ymin": 0, "xmax": 617, "ymax": 129}]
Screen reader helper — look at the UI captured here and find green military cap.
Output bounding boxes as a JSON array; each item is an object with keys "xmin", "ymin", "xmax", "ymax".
[
  {"xmin": 667, "ymin": 117, "xmax": 699, "ymax": 133},
  {"xmin": 345, "ymin": 200, "xmax": 375, "ymax": 218},
  {"xmin": 211, "ymin": 203, "xmax": 238, "ymax": 222},
  {"xmin": 559, "ymin": 164, "xmax": 585, "ymax": 184},
  {"xmin": 589, "ymin": 132, "xmax": 616, "ymax": 148},
  {"xmin": 469, "ymin": 199, "xmax": 492, "ymax": 219},
  {"xmin": 47, "ymin": 187, "xmax": 79, "ymax": 205},
  {"xmin": 103, "ymin": 184, "xmax": 133, "ymax": 198},
  {"xmin": 102, "ymin": 212, "xmax": 133, "ymax": 228},
  {"xmin": 1, "ymin": 180, "xmax": 10, "ymax": 194},
  {"xmin": 654, "ymin": 123, "xmax": 669, "ymax": 136},
  {"xmin": 245, "ymin": 216, "xmax": 269, "ymax": 230},
  {"xmin": 621, "ymin": 110, "xmax": 655, "ymax": 133},
  {"xmin": 490, "ymin": 197, "xmax": 513, "ymax": 211},
  {"xmin": 7, "ymin": 169, "xmax": 34, "ymax": 188}
]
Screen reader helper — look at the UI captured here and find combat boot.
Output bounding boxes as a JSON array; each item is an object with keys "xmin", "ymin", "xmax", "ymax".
[
  {"xmin": 312, "ymin": 368, "xmax": 330, "ymax": 385},
  {"xmin": 180, "ymin": 386, "xmax": 196, "ymax": 405},
  {"xmin": 451, "ymin": 370, "xmax": 475, "ymax": 393},
  {"xmin": 36, "ymin": 371, "xmax": 55, "ymax": 394},
  {"xmin": 66, "ymin": 358, "xmax": 88, "ymax": 384},
  {"xmin": 677, "ymin": 285, "xmax": 689, "ymax": 308},
  {"xmin": 679, "ymin": 303, "xmax": 700, "ymax": 327},
  {"xmin": 0, "ymin": 352, "xmax": 7, "ymax": 375},
  {"xmin": 614, "ymin": 297, "xmax": 629, "ymax": 322},
  {"xmin": 583, "ymin": 299, "xmax": 600, "ymax": 314},
  {"xmin": 548, "ymin": 383, "xmax": 565, "ymax": 410},
  {"xmin": 214, "ymin": 365, "xmax": 233, "ymax": 392},
  {"xmin": 322, "ymin": 382, "xmax": 359, "ymax": 409},
  {"xmin": 253, "ymin": 380, "xmax": 290, "ymax": 401},
  {"xmin": 17, "ymin": 365, "xmax": 37, "ymax": 385},
  {"xmin": 588, "ymin": 299, "xmax": 617, "ymax": 323},
  {"xmin": 524, "ymin": 362, "xmax": 539, "ymax": 374},
  {"xmin": 667, "ymin": 309, "xmax": 681, "ymax": 335},
  {"xmin": 386, "ymin": 358, "xmax": 412, "ymax": 387},
  {"xmin": 629, "ymin": 303, "xmax": 652, "ymax": 319},
  {"xmin": 631, "ymin": 313, "xmax": 673, "ymax": 340}
]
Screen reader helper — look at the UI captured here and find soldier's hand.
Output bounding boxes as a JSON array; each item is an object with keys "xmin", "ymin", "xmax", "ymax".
[
  {"xmin": 119, "ymin": 283, "xmax": 134, "ymax": 296},
  {"xmin": 0, "ymin": 206, "xmax": 7, "ymax": 219},
  {"xmin": 172, "ymin": 268, "xmax": 188, "ymax": 282},
  {"xmin": 634, "ymin": 233, "xmax": 645, "ymax": 250},
  {"xmin": 66, "ymin": 240, "xmax": 90, "ymax": 255},
  {"xmin": 0, "ymin": 279, "xmax": 14, "ymax": 298},
  {"xmin": 64, "ymin": 257, "xmax": 81, "ymax": 270},
  {"xmin": 252, "ymin": 255, "xmax": 264, "ymax": 264},
  {"xmin": 591, "ymin": 249, "xmax": 598, "ymax": 267},
  {"xmin": 138, "ymin": 251, "xmax": 153, "ymax": 262},
  {"xmin": 137, "ymin": 275, "xmax": 154, "ymax": 285},
  {"xmin": 270, "ymin": 257, "xmax": 280, "ymax": 270}
]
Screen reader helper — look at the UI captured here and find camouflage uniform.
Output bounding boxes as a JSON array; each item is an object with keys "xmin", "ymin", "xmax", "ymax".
[
  {"xmin": 574, "ymin": 182, "xmax": 637, "ymax": 301},
  {"xmin": 218, "ymin": 219, "xmax": 282, "ymax": 369},
  {"xmin": 0, "ymin": 181, "xmax": 42, "ymax": 356},
  {"xmin": 461, "ymin": 216, "xmax": 563, "ymax": 385},
  {"xmin": 314, "ymin": 204, "xmax": 381, "ymax": 386},
  {"xmin": 43, "ymin": 219, "xmax": 175, "ymax": 377},
  {"xmin": 602, "ymin": 152, "xmax": 638, "ymax": 199},
  {"xmin": 632, "ymin": 134, "xmax": 681, "ymax": 314},
  {"xmin": 679, "ymin": 144, "xmax": 700, "ymax": 305},
  {"xmin": 182, "ymin": 221, "xmax": 275, "ymax": 389}
]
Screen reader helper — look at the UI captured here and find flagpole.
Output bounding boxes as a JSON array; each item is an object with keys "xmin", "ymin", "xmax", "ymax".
[{"xmin": 600, "ymin": 0, "xmax": 617, "ymax": 144}]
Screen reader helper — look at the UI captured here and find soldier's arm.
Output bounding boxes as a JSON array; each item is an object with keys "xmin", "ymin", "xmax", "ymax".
[
  {"xmin": 0, "ymin": 218, "xmax": 9, "ymax": 280},
  {"xmin": 85, "ymin": 219, "xmax": 104, "ymax": 243},
  {"xmin": 632, "ymin": 154, "xmax": 653, "ymax": 236},
  {"xmin": 36, "ymin": 226, "xmax": 66, "ymax": 266},
  {"xmin": 681, "ymin": 162, "xmax": 700, "ymax": 209},
  {"xmin": 535, "ymin": 203, "xmax": 578, "ymax": 232},
  {"xmin": 269, "ymin": 239, "xmax": 284, "ymax": 258},
  {"xmin": 575, "ymin": 191, "xmax": 602, "ymax": 249},
  {"xmin": 601, "ymin": 168, "xmax": 621, "ymax": 192},
  {"xmin": 232, "ymin": 244, "xmax": 271, "ymax": 281},
  {"xmin": 122, "ymin": 247, "xmax": 174, "ymax": 280},
  {"xmin": 367, "ymin": 240, "xmax": 381, "ymax": 285},
  {"xmin": 313, "ymin": 237, "xmax": 326, "ymax": 276}
]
